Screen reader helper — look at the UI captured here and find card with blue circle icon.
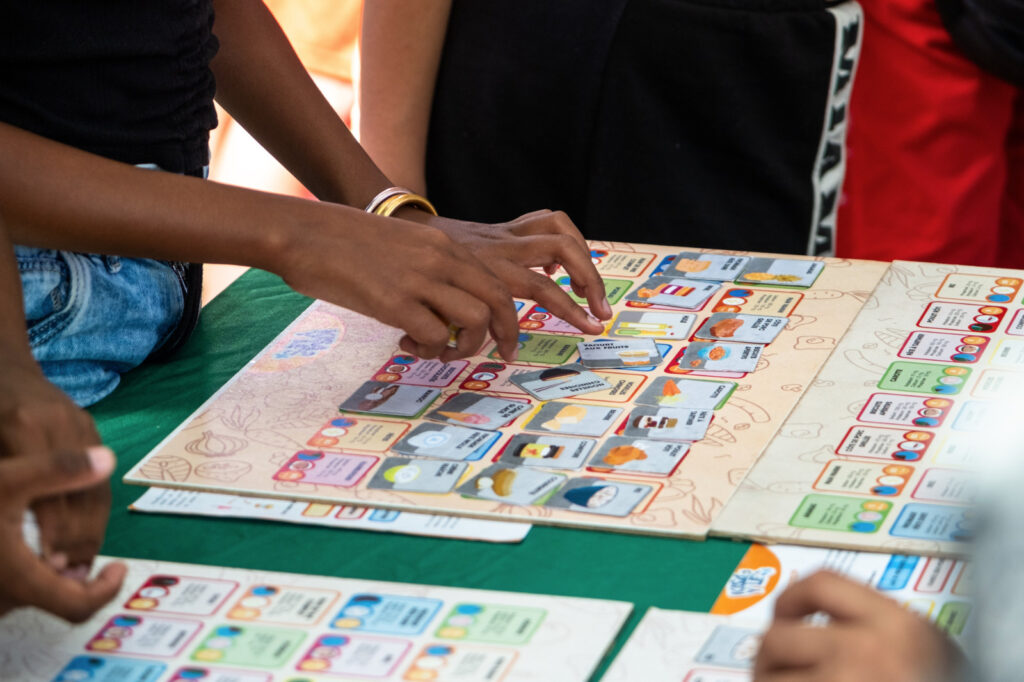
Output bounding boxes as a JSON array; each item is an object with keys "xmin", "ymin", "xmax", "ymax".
[
  {"xmin": 623, "ymin": 407, "xmax": 713, "ymax": 442},
  {"xmin": 623, "ymin": 276, "xmax": 721, "ymax": 309},
  {"xmin": 225, "ymin": 583, "xmax": 338, "ymax": 626},
  {"xmin": 86, "ymin": 614, "xmax": 203, "ymax": 658},
  {"xmin": 544, "ymin": 477, "xmax": 653, "ymax": 517},
  {"xmin": 338, "ymin": 381, "xmax": 440, "ymax": 417},
  {"xmin": 191, "ymin": 624, "xmax": 306, "ymax": 667},
  {"xmin": 52, "ymin": 656, "xmax": 167, "ymax": 682},
  {"xmin": 812, "ymin": 460, "xmax": 914, "ymax": 497},
  {"xmin": 678, "ymin": 342, "xmax": 763, "ymax": 373},
  {"xmin": 435, "ymin": 603, "xmax": 546, "ymax": 644},
  {"xmin": 889, "ymin": 503, "xmax": 973, "ymax": 542},
  {"xmin": 664, "ymin": 252, "xmax": 750, "ymax": 281},
  {"xmin": 694, "ymin": 625, "xmax": 762, "ymax": 669},
  {"xmin": 330, "ymin": 593, "xmax": 443, "ymax": 635},
  {"xmin": 168, "ymin": 666, "xmax": 272, "ymax": 681},
  {"xmin": 390, "ymin": 423, "xmax": 500, "ymax": 461},
  {"xmin": 367, "ymin": 457, "xmax": 468, "ymax": 494},
  {"xmin": 295, "ymin": 633, "xmax": 409, "ymax": 677},
  {"xmin": 497, "ymin": 434, "xmax": 595, "ymax": 471},
  {"xmin": 877, "ymin": 361, "xmax": 970, "ymax": 396},
  {"xmin": 897, "ymin": 331, "xmax": 988, "ymax": 364},
  {"xmin": 405, "ymin": 644, "xmax": 516, "ymax": 681}
]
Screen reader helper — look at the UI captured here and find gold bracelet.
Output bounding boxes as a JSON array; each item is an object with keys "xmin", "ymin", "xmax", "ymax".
[{"xmin": 373, "ymin": 191, "xmax": 438, "ymax": 218}]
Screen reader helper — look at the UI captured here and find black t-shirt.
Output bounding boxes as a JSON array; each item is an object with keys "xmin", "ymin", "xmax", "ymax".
[{"xmin": 0, "ymin": 1, "xmax": 219, "ymax": 173}]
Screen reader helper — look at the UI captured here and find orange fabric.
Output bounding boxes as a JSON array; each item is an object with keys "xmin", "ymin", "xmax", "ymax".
[
  {"xmin": 264, "ymin": 0, "xmax": 361, "ymax": 81},
  {"xmin": 837, "ymin": 0, "xmax": 1024, "ymax": 268}
]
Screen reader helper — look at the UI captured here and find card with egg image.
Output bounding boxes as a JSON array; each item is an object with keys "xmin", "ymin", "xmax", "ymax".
[
  {"xmin": 456, "ymin": 464, "xmax": 566, "ymax": 505},
  {"xmin": 367, "ymin": 457, "xmax": 468, "ymax": 494},
  {"xmin": 509, "ymin": 363, "xmax": 611, "ymax": 401},
  {"xmin": 694, "ymin": 312, "xmax": 787, "ymax": 344}
]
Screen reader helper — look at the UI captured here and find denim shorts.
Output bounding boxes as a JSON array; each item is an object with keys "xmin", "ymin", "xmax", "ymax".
[{"xmin": 17, "ymin": 248, "xmax": 184, "ymax": 406}]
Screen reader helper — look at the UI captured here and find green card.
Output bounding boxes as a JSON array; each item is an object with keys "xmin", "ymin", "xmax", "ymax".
[
  {"xmin": 491, "ymin": 332, "xmax": 583, "ymax": 365},
  {"xmin": 191, "ymin": 624, "xmax": 305, "ymax": 667},
  {"xmin": 435, "ymin": 603, "xmax": 546, "ymax": 645},
  {"xmin": 789, "ymin": 494, "xmax": 892, "ymax": 533},
  {"xmin": 556, "ymin": 276, "xmax": 632, "ymax": 305},
  {"xmin": 877, "ymin": 361, "xmax": 971, "ymax": 396}
]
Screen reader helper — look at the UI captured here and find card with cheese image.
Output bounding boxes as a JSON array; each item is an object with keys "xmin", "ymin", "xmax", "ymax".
[
  {"xmin": 523, "ymin": 402, "xmax": 623, "ymax": 437},
  {"xmin": 456, "ymin": 464, "xmax": 566, "ymax": 505}
]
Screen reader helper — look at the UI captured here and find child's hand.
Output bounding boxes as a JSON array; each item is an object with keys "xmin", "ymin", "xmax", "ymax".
[
  {"xmin": 754, "ymin": 571, "xmax": 963, "ymax": 682},
  {"xmin": 0, "ymin": 364, "xmax": 111, "ymax": 577},
  {"xmin": 0, "ymin": 445, "xmax": 126, "ymax": 622}
]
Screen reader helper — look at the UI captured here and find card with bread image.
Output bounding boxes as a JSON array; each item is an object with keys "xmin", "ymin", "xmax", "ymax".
[
  {"xmin": 679, "ymin": 342, "xmax": 763, "ymax": 373},
  {"xmin": 456, "ymin": 464, "xmax": 566, "ymax": 505},
  {"xmin": 577, "ymin": 338, "xmax": 662, "ymax": 369},
  {"xmin": 588, "ymin": 437, "xmax": 690, "ymax": 476},
  {"xmin": 367, "ymin": 457, "xmax": 468, "ymax": 494},
  {"xmin": 623, "ymin": 275, "xmax": 721, "ymax": 309},
  {"xmin": 623, "ymin": 406, "xmax": 713, "ymax": 441},
  {"xmin": 695, "ymin": 312, "xmax": 788, "ymax": 344},
  {"xmin": 425, "ymin": 393, "xmax": 531, "ymax": 429},
  {"xmin": 736, "ymin": 257, "xmax": 824, "ymax": 288},
  {"xmin": 509, "ymin": 363, "xmax": 611, "ymax": 401},
  {"xmin": 390, "ymin": 423, "xmax": 500, "ymax": 461},
  {"xmin": 608, "ymin": 311, "xmax": 697, "ymax": 340},
  {"xmin": 543, "ymin": 477, "xmax": 654, "ymax": 517},
  {"xmin": 523, "ymin": 402, "xmax": 623, "ymax": 437},
  {"xmin": 339, "ymin": 381, "xmax": 441, "ymax": 417},
  {"xmin": 664, "ymin": 252, "xmax": 750, "ymax": 281},
  {"xmin": 635, "ymin": 377, "xmax": 737, "ymax": 410},
  {"xmin": 497, "ymin": 434, "xmax": 596, "ymax": 471}
]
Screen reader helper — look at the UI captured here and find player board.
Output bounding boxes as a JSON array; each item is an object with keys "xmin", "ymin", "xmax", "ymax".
[
  {"xmin": 125, "ymin": 243, "xmax": 887, "ymax": 538},
  {"xmin": 712, "ymin": 261, "xmax": 1024, "ymax": 556},
  {"xmin": 0, "ymin": 557, "xmax": 630, "ymax": 682}
]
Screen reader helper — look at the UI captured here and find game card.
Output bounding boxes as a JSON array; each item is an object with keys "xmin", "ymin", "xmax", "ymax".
[
  {"xmin": 87, "ymin": 615, "xmax": 202, "ymax": 657},
  {"xmin": 623, "ymin": 407, "xmax": 713, "ymax": 441},
  {"xmin": 695, "ymin": 313, "xmax": 787, "ymax": 344},
  {"xmin": 664, "ymin": 252, "xmax": 750, "ymax": 281},
  {"xmin": 664, "ymin": 347, "xmax": 747, "ymax": 379},
  {"xmin": 307, "ymin": 416, "xmax": 409, "ymax": 453},
  {"xmin": 588, "ymin": 437, "xmax": 689, "ymax": 476},
  {"xmin": 898, "ymin": 331, "xmax": 988, "ymax": 363},
  {"xmin": 575, "ymin": 370, "xmax": 647, "ymax": 404},
  {"xmin": 489, "ymin": 331, "xmax": 582, "ymax": 364},
  {"xmin": 192, "ymin": 624, "xmax": 307, "ymax": 667},
  {"xmin": 295, "ymin": 634, "xmax": 409, "ymax": 677},
  {"xmin": 694, "ymin": 625, "xmax": 761, "ymax": 669},
  {"xmin": 371, "ymin": 355, "xmax": 469, "ymax": 388},
  {"xmin": 459, "ymin": 360, "xmax": 644, "ymax": 403},
  {"xmin": 367, "ymin": 458, "xmax": 467, "ymax": 494},
  {"xmin": 577, "ymin": 338, "xmax": 662, "ymax": 369},
  {"xmin": 878, "ymin": 361, "xmax": 971, "ymax": 395},
  {"xmin": 497, "ymin": 434, "xmax": 595, "ymax": 470},
  {"xmin": 608, "ymin": 310, "xmax": 697, "ymax": 339},
  {"xmin": 857, "ymin": 393, "xmax": 954, "ymax": 428},
  {"xmin": 932, "ymin": 432, "xmax": 995, "ymax": 468},
  {"xmin": 523, "ymin": 402, "xmax": 623, "ymax": 437},
  {"xmin": 331, "ymin": 593, "xmax": 443, "ymax": 635},
  {"xmin": 789, "ymin": 494, "xmax": 892, "ymax": 533},
  {"xmin": 456, "ymin": 464, "xmax": 565, "ymax": 505},
  {"xmin": 555, "ymin": 275, "xmax": 632, "ymax": 305},
  {"xmin": 509, "ymin": 363, "xmax": 611, "ymax": 401},
  {"xmin": 812, "ymin": 460, "xmax": 915, "ymax": 497},
  {"xmin": 934, "ymin": 273, "xmax": 1022, "ymax": 304},
  {"xmin": 971, "ymin": 369, "xmax": 1022, "ymax": 399},
  {"xmin": 912, "ymin": 468, "xmax": 976, "ymax": 504},
  {"xmin": 425, "ymin": 393, "xmax": 530, "ymax": 429},
  {"xmin": 53, "ymin": 656, "xmax": 166, "ymax": 682},
  {"xmin": 678, "ymin": 342, "xmax": 763, "ymax": 373},
  {"xmin": 589, "ymin": 248, "xmax": 657, "ymax": 277},
  {"xmin": 545, "ymin": 477, "xmax": 654, "ymax": 516},
  {"xmin": 989, "ymin": 338, "xmax": 1024, "ymax": 367},
  {"xmin": 736, "ymin": 257, "xmax": 824, "ymax": 288},
  {"xmin": 835, "ymin": 426, "xmax": 935, "ymax": 462},
  {"xmin": 226, "ymin": 584, "xmax": 337, "ymax": 626},
  {"xmin": 390, "ymin": 423, "xmax": 499, "ymax": 461},
  {"xmin": 710, "ymin": 287, "xmax": 803, "ymax": 316},
  {"xmin": 273, "ymin": 450, "xmax": 376, "ymax": 487},
  {"xmin": 889, "ymin": 504, "xmax": 972, "ymax": 542},
  {"xmin": 635, "ymin": 377, "xmax": 736, "ymax": 410},
  {"xmin": 339, "ymin": 382, "xmax": 440, "ymax": 417},
  {"xmin": 169, "ymin": 668, "xmax": 270, "ymax": 682},
  {"xmin": 518, "ymin": 304, "xmax": 584, "ymax": 334},
  {"xmin": 435, "ymin": 603, "xmax": 546, "ymax": 645},
  {"xmin": 951, "ymin": 399, "xmax": 1016, "ymax": 432},
  {"xmin": 125, "ymin": 575, "xmax": 237, "ymax": 616},
  {"xmin": 404, "ymin": 644, "xmax": 516, "ymax": 682},
  {"xmin": 1007, "ymin": 309, "xmax": 1024, "ymax": 335},
  {"xmin": 917, "ymin": 301, "xmax": 1006, "ymax": 333},
  {"xmin": 624, "ymin": 276, "xmax": 720, "ymax": 309}
]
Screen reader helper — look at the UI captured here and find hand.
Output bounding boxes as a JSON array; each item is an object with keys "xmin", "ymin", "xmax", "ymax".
[
  {"xmin": 279, "ymin": 208, "xmax": 522, "ymax": 361},
  {"xmin": 403, "ymin": 209, "xmax": 613, "ymax": 335},
  {"xmin": 754, "ymin": 571, "xmax": 963, "ymax": 682},
  {"xmin": 0, "ymin": 362, "xmax": 109, "ymax": 576},
  {"xmin": 0, "ymin": 445, "xmax": 126, "ymax": 621}
]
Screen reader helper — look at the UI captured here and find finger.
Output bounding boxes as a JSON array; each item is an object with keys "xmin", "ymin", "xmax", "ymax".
[
  {"xmin": 517, "ymin": 235, "xmax": 611, "ymax": 320},
  {"xmin": 0, "ymin": 446, "xmax": 115, "ymax": 503},
  {"xmin": 508, "ymin": 210, "xmax": 590, "ymax": 254},
  {"xmin": 394, "ymin": 305, "xmax": 454, "ymax": 360},
  {"xmin": 501, "ymin": 263, "xmax": 604, "ymax": 335},
  {"xmin": 424, "ymin": 285, "xmax": 490, "ymax": 361},
  {"xmin": 11, "ymin": 558, "xmax": 127, "ymax": 623},
  {"xmin": 35, "ymin": 482, "xmax": 111, "ymax": 570},
  {"xmin": 442, "ymin": 261, "xmax": 520, "ymax": 362},
  {"xmin": 773, "ymin": 571, "xmax": 880, "ymax": 623},
  {"xmin": 754, "ymin": 623, "xmax": 833, "ymax": 675}
]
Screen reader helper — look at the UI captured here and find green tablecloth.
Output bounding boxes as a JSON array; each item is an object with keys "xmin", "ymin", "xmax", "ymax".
[{"xmin": 90, "ymin": 268, "xmax": 750, "ymax": 679}]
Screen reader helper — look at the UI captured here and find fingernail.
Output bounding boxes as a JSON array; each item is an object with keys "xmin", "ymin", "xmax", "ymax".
[
  {"xmin": 586, "ymin": 312, "xmax": 601, "ymax": 327},
  {"xmin": 87, "ymin": 446, "xmax": 115, "ymax": 474},
  {"xmin": 46, "ymin": 552, "xmax": 68, "ymax": 572},
  {"xmin": 60, "ymin": 565, "xmax": 91, "ymax": 582},
  {"xmin": 510, "ymin": 348, "xmax": 519, "ymax": 362}
]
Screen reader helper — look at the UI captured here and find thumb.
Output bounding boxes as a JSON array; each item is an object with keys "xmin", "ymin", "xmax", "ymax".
[{"xmin": 0, "ymin": 446, "xmax": 116, "ymax": 503}]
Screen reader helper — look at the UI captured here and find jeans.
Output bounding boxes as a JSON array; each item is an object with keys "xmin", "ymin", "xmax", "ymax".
[{"xmin": 17, "ymin": 248, "xmax": 184, "ymax": 406}]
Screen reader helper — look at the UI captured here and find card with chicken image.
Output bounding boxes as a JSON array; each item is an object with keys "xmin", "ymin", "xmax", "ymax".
[
  {"xmin": 679, "ymin": 342, "xmax": 763, "ymax": 373},
  {"xmin": 635, "ymin": 377, "xmax": 736, "ymax": 410},
  {"xmin": 694, "ymin": 313, "xmax": 787, "ymax": 344},
  {"xmin": 663, "ymin": 252, "xmax": 750, "ymax": 281},
  {"xmin": 623, "ymin": 406, "xmax": 713, "ymax": 441},
  {"xmin": 456, "ymin": 464, "xmax": 566, "ymax": 505},
  {"xmin": 523, "ymin": 402, "xmax": 623, "ymax": 437},
  {"xmin": 544, "ymin": 477, "xmax": 654, "ymax": 516},
  {"xmin": 736, "ymin": 257, "xmax": 824, "ymax": 288},
  {"xmin": 509, "ymin": 363, "xmax": 611, "ymax": 401},
  {"xmin": 424, "ymin": 393, "xmax": 531, "ymax": 429},
  {"xmin": 588, "ymin": 437, "xmax": 689, "ymax": 476},
  {"xmin": 338, "ymin": 381, "xmax": 440, "ymax": 417},
  {"xmin": 496, "ymin": 434, "xmax": 595, "ymax": 471}
]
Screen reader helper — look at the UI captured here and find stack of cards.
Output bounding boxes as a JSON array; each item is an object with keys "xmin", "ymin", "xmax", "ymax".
[{"xmin": 578, "ymin": 339, "xmax": 663, "ymax": 369}]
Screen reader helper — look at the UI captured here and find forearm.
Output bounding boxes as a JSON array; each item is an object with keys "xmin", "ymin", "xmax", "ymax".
[
  {"xmin": 211, "ymin": 0, "xmax": 388, "ymax": 206},
  {"xmin": 0, "ymin": 211, "xmax": 36, "ymax": 366},
  {"xmin": 359, "ymin": 0, "xmax": 452, "ymax": 194}
]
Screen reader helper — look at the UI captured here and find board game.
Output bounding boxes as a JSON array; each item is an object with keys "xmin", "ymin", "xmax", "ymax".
[
  {"xmin": 712, "ymin": 261, "xmax": 1023, "ymax": 556},
  {"xmin": 0, "ymin": 557, "xmax": 630, "ymax": 682},
  {"xmin": 126, "ymin": 243, "xmax": 886, "ymax": 538}
]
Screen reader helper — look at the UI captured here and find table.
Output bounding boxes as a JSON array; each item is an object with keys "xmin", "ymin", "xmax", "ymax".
[{"xmin": 91, "ymin": 268, "xmax": 750, "ymax": 679}]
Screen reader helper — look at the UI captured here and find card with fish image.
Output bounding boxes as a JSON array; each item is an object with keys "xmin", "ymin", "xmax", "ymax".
[
  {"xmin": 390, "ymin": 423, "xmax": 500, "ymax": 461},
  {"xmin": 623, "ymin": 276, "xmax": 721, "ymax": 309},
  {"xmin": 339, "ymin": 381, "xmax": 440, "ymax": 417},
  {"xmin": 694, "ymin": 312, "xmax": 788, "ymax": 344},
  {"xmin": 607, "ymin": 310, "xmax": 697, "ymax": 340},
  {"xmin": 588, "ymin": 437, "xmax": 690, "ymax": 476},
  {"xmin": 456, "ymin": 464, "xmax": 566, "ymax": 505},
  {"xmin": 522, "ymin": 402, "xmax": 623, "ymax": 437},
  {"xmin": 424, "ymin": 393, "xmax": 530, "ymax": 429},
  {"xmin": 678, "ymin": 341, "xmax": 764, "ymax": 373},
  {"xmin": 367, "ymin": 457, "xmax": 468, "ymax": 494},
  {"xmin": 577, "ymin": 338, "xmax": 662, "ymax": 369},
  {"xmin": 543, "ymin": 477, "xmax": 654, "ymax": 517},
  {"xmin": 508, "ymin": 363, "xmax": 611, "ymax": 401},
  {"xmin": 623, "ymin": 406, "xmax": 713, "ymax": 441},
  {"xmin": 635, "ymin": 377, "xmax": 736, "ymax": 410},
  {"xmin": 496, "ymin": 434, "xmax": 595, "ymax": 471},
  {"xmin": 736, "ymin": 257, "xmax": 824, "ymax": 288},
  {"xmin": 664, "ymin": 252, "xmax": 750, "ymax": 281}
]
